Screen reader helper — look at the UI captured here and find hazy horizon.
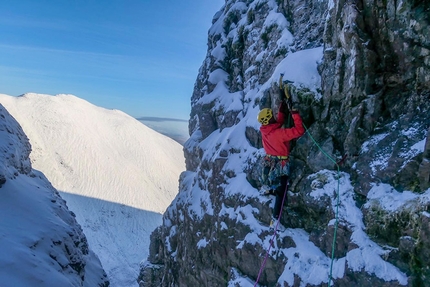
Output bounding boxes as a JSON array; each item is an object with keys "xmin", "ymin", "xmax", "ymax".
[{"xmin": 137, "ymin": 117, "xmax": 189, "ymax": 145}]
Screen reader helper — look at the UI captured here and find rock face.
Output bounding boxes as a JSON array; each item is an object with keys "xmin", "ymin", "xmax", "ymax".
[
  {"xmin": 0, "ymin": 104, "xmax": 109, "ymax": 286},
  {"xmin": 140, "ymin": 0, "xmax": 429, "ymax": 286}
]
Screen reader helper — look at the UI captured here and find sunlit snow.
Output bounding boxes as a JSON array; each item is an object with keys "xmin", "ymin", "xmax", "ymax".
[
  {"xmin": 0, "ymin": 105, "xmax": 107, "ymax": 287},
  {"xmin": 0, "ymin": 93, "xmax": 185, "ymax": 287}
]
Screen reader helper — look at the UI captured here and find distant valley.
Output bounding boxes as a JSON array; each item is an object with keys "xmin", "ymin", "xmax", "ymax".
[{"xmin": 137, "ymin": 117, "xmax": 189, "ymax": 145}]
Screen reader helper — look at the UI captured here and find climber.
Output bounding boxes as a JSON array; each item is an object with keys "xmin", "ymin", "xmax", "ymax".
[{"xmin": 257, "ymin": 78, "xmax": 305, "ymax": 227}]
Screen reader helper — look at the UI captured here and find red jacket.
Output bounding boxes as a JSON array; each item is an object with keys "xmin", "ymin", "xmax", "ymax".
[{"xmin": 260, "ymin": 104, "xmax": 305, "ymax": 157}]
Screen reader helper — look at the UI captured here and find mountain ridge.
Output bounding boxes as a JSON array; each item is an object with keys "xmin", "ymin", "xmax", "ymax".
[
  {"xmin": 0, "ymin": 92, "xmax": 185, "ymax": 287},
  {"xmin": 0, "ymin": 104, "xmax": 109, "ymax": 287}
]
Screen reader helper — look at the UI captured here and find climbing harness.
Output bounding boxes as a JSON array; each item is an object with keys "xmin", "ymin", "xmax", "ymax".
[
  {"xmin": 260, "ymin": 155, "xmax": 290, "ymax": 190},
  {"xmin": 254, "ymin": 181, "xmax": 289, "ymax": 287}
]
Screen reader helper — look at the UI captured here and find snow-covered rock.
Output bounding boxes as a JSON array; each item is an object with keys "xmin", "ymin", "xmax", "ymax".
[
  {"xmin": 142, "ymin": 0, "xmax": 430, "ymax": 286},
  {"xmin": 0, "ymin": 104, "xmax": 109, "ymax": 287}
]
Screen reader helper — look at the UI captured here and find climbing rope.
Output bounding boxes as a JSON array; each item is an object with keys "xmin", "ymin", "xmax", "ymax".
[
  {"xmin": 281, "ymin": 77, "xmax": 341, "ymax": 285},
  {"xmin": 302, "ymin": 123, "xmax": 341, "ymax": 287},
  {"xmin": 254, "ymin": 182, "xmax": 289, "ymax": 287}
]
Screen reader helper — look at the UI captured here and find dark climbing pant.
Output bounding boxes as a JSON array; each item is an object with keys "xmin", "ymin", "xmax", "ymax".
[{"xmin": 273, "ymin": 176, "xmax": 288, "ymax": 219}]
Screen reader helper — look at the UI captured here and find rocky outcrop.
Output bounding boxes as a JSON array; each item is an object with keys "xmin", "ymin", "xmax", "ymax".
[
  {"xmin": 140, "ymin": 0, "xmax": 429, "ymax": 286},
  {"xmin": 418, "ymin": 127, "xmax": 430, "ymax": 190}
]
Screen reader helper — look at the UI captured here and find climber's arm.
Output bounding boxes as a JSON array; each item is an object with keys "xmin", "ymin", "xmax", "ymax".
[
  {"xmin": 276, "ymin": 111, "xmax": 305, "ymax": 141},
  {"xmin": 276, "ymin": 100, "xmax": 286, "ymax": 123}
]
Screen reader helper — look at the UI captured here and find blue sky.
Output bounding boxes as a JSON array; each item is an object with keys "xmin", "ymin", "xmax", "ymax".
[{"xmin": 0, "ymin": 1, "xmax": 224, "ymax": 120}]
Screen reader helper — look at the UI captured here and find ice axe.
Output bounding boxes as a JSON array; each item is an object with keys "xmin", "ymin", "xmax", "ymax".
[{"xmin": 279, "ymin": 73, "xmax": 293, "ymax": 111}]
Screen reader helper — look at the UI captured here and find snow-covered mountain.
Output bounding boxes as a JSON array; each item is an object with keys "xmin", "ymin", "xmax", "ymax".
[
  {"xmin": 0, "ymin": 104, "xmax": 109, "ymax": 287},
  {"xmin": 0, "ymin": 93, "xmax": 185, "ymax": 287},
  {"xmin": 141, "ymin": 0, "xmax": 430, "ymax": 286}
]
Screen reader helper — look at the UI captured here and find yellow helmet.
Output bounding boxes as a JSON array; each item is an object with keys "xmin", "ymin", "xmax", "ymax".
[{"xmin": 257, "ymin": 108, "xmax": 273, "ymax": 125}]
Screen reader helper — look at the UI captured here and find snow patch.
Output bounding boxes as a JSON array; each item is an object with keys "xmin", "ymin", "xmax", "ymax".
[
  {"xmin": 303, "ymin": 171, "xmax": 408, "ymax": 285},
  {"xmin": 197, "ymin": 238, "xmax": 210, "ymax": 249},
  {"xmin": 261, "ymin": 47, "xmax": 324, "ymax": 96},
  {"xmin": 361, "ymin": 133, "xmax": 389, "ymax": 154},
  {"xmin": 366, "ymin": 183, "xmax": 430, "ymax": 212}
]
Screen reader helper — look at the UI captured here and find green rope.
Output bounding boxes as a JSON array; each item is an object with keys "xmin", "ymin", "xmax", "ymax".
[
  {"xmin": 280, "ymin": 70, "xmax": 340, "ymax": 284},
  {"xmin": 302, "ymin": 123, "xmax": 340, "ymax": 287}
]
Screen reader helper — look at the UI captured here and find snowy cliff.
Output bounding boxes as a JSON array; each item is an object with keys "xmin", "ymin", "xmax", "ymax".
[
  {"xmin": 0, "ymin": 93, "xmax": 185, "ymax": 287},
  {"xmin": 0, "ymin": 104, "xmax": 109, "ymax": 286},
  {"xmin": 141, "ymin": 0, "xmax": 430, "ymax": 286}
]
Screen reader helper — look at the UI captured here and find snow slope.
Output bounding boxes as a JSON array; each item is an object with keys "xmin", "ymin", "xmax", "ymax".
[
  {"xmin": 0, "ymin": 93, "xmax": 185, "ymax": 287},
  {"xmin": 0, "ymin": 104, "xmax": 108, "ymax": 287}
]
